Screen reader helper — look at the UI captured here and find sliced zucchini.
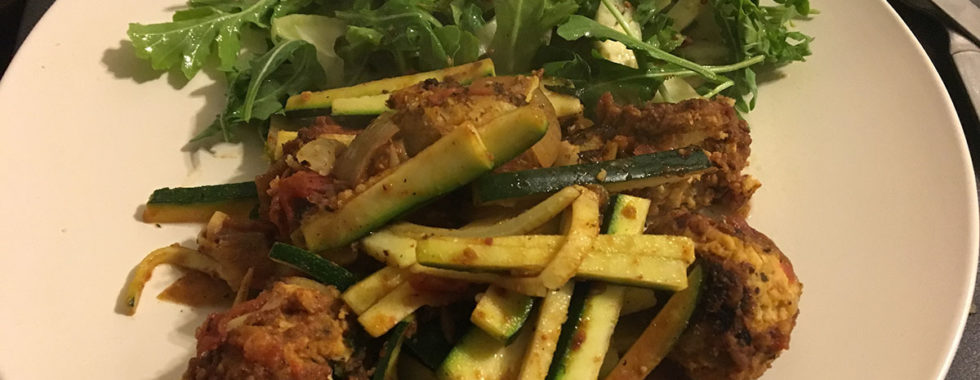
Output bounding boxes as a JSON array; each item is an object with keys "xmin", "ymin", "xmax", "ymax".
[
  {"xmin": 546, "ymin": 283, "xmax": 624, "ymax": 380},
  {"xmin": 360, "ymin": 231, "xmax": 419, "ymax": 268},
  {"xmin": 472, "ymin": 149, "xmax": 713, "ymax": 203},
  {"xmin": 302, "ymin": 107, "xmax": 549, "ymax": 251},
  {"xmin": 438, "ymin": 325, "xmax": 533, "ymax": 380},
  {"xmin": 331, "ymin": 94, "xmax": 391, "ymax": 116},
  {"xmin": 342, "ymin": 267, "xmax": 408, "ymax": 315},
  {"xmin": 548, "ymin": 195, "xmax": 648, "ymax": 380},
  {"xmin": 603, "ymin": 194, "xmax": 650, "ymax": 233},
  {"xmin": 620, "ymin": 287, "xmax": 658, "ymax": 315},
  {"xmin": 471, "ymin": 286, "xmax": 536, "ymax": 343},
  {"xmin": 142, "ymin": 182, "xmax": 257, "ymax": 223},
  {"xmin": 416, "ymin": 234, "xmax": 694, "ymax": 290},
  {"xmin": 517, "ymin": 282, "xmax": 574, "ymax": 380},
  {"xmin": 268, "ymin": 243, "xmax": 357, "ymax": 290},
  {"xmin": 405, "ymin": 315, "xmax": 456, "ymax": 370},
  {"xmin": 285, "ymin": 58, "xmax": 495, "ymax": 112},
  {"xmin": 389, "ymin": 186, "xmax": 581, "ymax": 239},
  {"xmin": 358, "ymin": 281, "xmax": 445, "ymax": 337},
  {"xmin": 416, "ymin": 235, "xmax": 692, "ymax": 272},
  {"xmin": 373, "ymin": 317, "xmax": 413, "ymax": 380},
  {"xmin": 504, "ymin": 188, "xmax": 600, "ymax": 297},
  {"xmin": 604, "ymin": 265, "xmax": 703, "ymax": 380}
]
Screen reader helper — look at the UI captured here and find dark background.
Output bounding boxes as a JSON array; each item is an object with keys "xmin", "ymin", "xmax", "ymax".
[{"xmin": 2, "ymin": 0, "xmax": 979, "ymax": 378}]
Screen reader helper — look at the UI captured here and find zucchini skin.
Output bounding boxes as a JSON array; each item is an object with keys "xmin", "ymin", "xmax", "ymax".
[
  {"xmin": 373, "ymin": 318, "xmax": 413, "ymax": 380},
  {"xmin": 473, "ymin": 148, "xmax": 712, "ymax": 202},
  {"xmin": 405, "ymin": 316, "xmax": 456, "ymax": 370},
  {"xmin": 143, "ymin": 182, "xmax": 258, "ymax": 223},
  {"xmin": 268, "ymin": 243, "xmax": 357, "ymax": 290},
  {"xmin": 147, "ymin": 182, "xmax": 257, "ymax": 204},
  {"xmin": 544, "ymin": 281, "xmax": 591, "ymax": 380}
]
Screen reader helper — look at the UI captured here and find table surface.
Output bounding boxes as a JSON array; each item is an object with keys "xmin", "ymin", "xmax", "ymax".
[{"xmin": 3, "ymin": 0, "xmax": 980, "ymax": 378}]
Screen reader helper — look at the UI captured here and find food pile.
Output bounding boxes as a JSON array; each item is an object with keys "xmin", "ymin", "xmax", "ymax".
[{"xmin": 122, "ymin": 0, "xmax": 811, "ymax": 379}]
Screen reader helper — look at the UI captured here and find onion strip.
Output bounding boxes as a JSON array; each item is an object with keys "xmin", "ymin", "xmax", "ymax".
[{"xmin": 121, "ymin": 244, "xmax": 225, "ymax": 315}]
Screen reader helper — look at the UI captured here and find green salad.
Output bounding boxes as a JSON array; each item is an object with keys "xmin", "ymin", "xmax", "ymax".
[{"xmin": 127, "ymin": 0, "xmax": 813, "ymax": 142}]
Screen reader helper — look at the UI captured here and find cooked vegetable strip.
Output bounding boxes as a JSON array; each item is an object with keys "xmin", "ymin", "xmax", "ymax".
[
  {"xmin": 331, "ymin": 94, "xmax": 391, "ymax": 116},
  {"xmin": 142, "ymin": 182, "xmax": 258, "ymax": 223},
  {"xmin": 439, "ymin": 325, "xmax": 534, "ymax": 380},
  {"xmin": 360, "ymin": 231, "xmax": 419, "ymax": 268},
  {"xmin": 268, "ymin": 243, "xmax": 357, "ymax": 290},
  {"xmin": 122, "ymin": 244, "xmax": 226, "ymax": 315},
  {"xmin": 285, "ymin": 59, "xmax": 495, "ymax": 111},
  {"xmin": 416, "ymin": 234, "xmax": 695, "ymax": 273},
  {"xmin": 358, "ymin": 281, "xmax": 447, "ymax": 337},
  {"xmin": 373, "ymin": 317, "xmax": 413, "ymax": 380},
  {"xmin": 389, "ymin": 186, "xmax": 581, "ymax": 238},
  {"xmin": 576, "ymin": 254, "xmax": 690, "ymax": 290},
  {"xmin": 301, "ymin": 124, "xmax": 495, "ymax": 251},
  {"xmin": 303, "ymin": 106, "xmax": 550, "ymax": 251},
  {"xmin": 472, "ymin": 149, "xmax": 713, "ymax": 202},
  {"xmin": 549, "ymin": 194, "xmax": 649, "ymax": 380},
  {"xmin": 620, "ymin": 287, "xmax": 658, "ymax": 316},
  {"xmin": 407, "ymin": 264, "xmax": 508, "ymax": 284},
  {"xmin": 517, "ymin": 282, "xmax": 575, "ymax": 380},
  {"xmin": 342, "ymin": 267, "xmax": 407, "ymax": 315},
  {"xmin": 503, "ymin": 187, "xmax": 600, "ymax": 296},
  {"xmin": 471, "ymin": 286, "xmax": 536, "ymax": 342},
  {"xmin": 604, "ymin": 265, "xmax": 704, "ymax": 380}
]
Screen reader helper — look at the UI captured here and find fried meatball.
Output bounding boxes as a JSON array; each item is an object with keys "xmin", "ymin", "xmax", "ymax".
[
  {"xmin": 184, "ymin": 278, "xmax": 367, "ymax": 380},
  {"xmin": 653, "ymin": 212, "xmax": 802, "ymax": 380},
  {"xmin": 574, "ymin": 94, "xmax": 759, "ymax": 220}
]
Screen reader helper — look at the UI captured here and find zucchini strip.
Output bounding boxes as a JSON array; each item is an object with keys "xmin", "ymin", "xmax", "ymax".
[
  {"xmin": 439, "ymin": 324, "xmax": 535, "ymax": 380},
  {"xmin": 142, "ymin": 182, "xmax": 258, "ymax": 223},
  {"xmin": 373, "ymin": 317, "xmax": 413, "ymax": 380},
  {"xmin": 416, "ymin": 234, "xmax": 695, "ymax": 274},
  {"xmin": 620, "ymin": 287, "xmax": 658, "ymax": 315},
  {"xmin": 268, "ymin": 242, "xmax": 357, "ymax": 290},
  {"xmin": 358, "ymin": 281, "xmax": 447, "ymax": 337},
  {"xmin": 502, "ymin": 188, "xmax": 600, "ymax": 297},
  {"xmin": 517, "ymin": 282, "xmax": 575, "ymax": 380},
  {"xmin": 285, "ymin": 58, "xmax": 495, "ymax": 111},
  {"xmin": 604, "ymin": 265, "xmax": 704, "ymax": 380},
  {"xmin": 342, "ymin": 267, "xmax": 408, "ymax": 315},
  {"xmin": 550, "ymin": 194, "xmax": 651, "ymax": 380},
  {"xmin": 122, "ymin": 244, "xmax": 225, "ymax": 315},
  {"xmin": 472, "ymin": 149, "xmax": 713, "ymax": 202},
  {"xmin": 301, "ymin": 124, "xmax": 496, "ymax": 251},
  {"xmin": 407, "ymin": 264, "xmax": 509, "ymax": 284},
  {"xmin": 360, "ymin": 231, "xmax": 419, "ymax": 268},
  {"xmin": 471, "ymin": 286, "xmax": 536, "ymax": 342},
  {"xmin": 388, "ymin": 186, "xmax": 581, "ymax": 239}
]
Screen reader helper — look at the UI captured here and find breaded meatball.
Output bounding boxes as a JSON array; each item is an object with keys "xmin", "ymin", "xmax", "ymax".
[
  {"xmin": 654, "ymin": 212, "xmax": 802, "ymax": 380},
  {"xmin": 184, "ymin": 278, "xmax": 367, "ymax": 380}
]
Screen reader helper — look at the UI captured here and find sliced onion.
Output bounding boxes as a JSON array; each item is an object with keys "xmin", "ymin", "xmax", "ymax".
[
  {"xmin": 295, "ymin": 137, "xmax": 346, "ymax": 176},
  {"xmin": 333, "ymin": 112, "xmax": 399, "ymax": 185}
]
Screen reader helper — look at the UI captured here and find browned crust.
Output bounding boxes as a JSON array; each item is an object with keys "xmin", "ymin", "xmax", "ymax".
[{"xmin": 654, "ymin": 213, "xmax": 802, "ymax": 380}]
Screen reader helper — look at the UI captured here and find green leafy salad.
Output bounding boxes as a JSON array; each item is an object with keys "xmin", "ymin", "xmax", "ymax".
[{"xmin": 127, "ymin": 0, "xmax": 813, "ymax": 143}]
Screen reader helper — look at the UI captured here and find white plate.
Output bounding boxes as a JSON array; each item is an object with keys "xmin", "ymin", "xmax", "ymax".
[{"xmin": 0, "ymin": 0, "xmax": 976, "ymax": 379}]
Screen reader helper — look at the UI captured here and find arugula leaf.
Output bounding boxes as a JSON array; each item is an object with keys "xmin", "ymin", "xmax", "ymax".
[
  {"xmin": 557, "ymin": 15, "xmax": 721, "ymax": 82},
  {"xmin": 194, "ymin": 40, "xmax": 324, "ymax": 141},
  {"xmin": 272, "ymin": 14, "xmax": 347, "ymax": 87},
  {"xmin": 450, "ymin": 0, "xmax": 488, "ymax": 35},
  {"xmin": 709, "ymin": 0, "xmax": 812, "ymax": 111},
  {"xmin": 128, "ymin": 0, "xmax": 279, "ymax": 79},
  {"xmin": 490, "ymin": 0, "xmax": 579, "ymax": 74}
]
